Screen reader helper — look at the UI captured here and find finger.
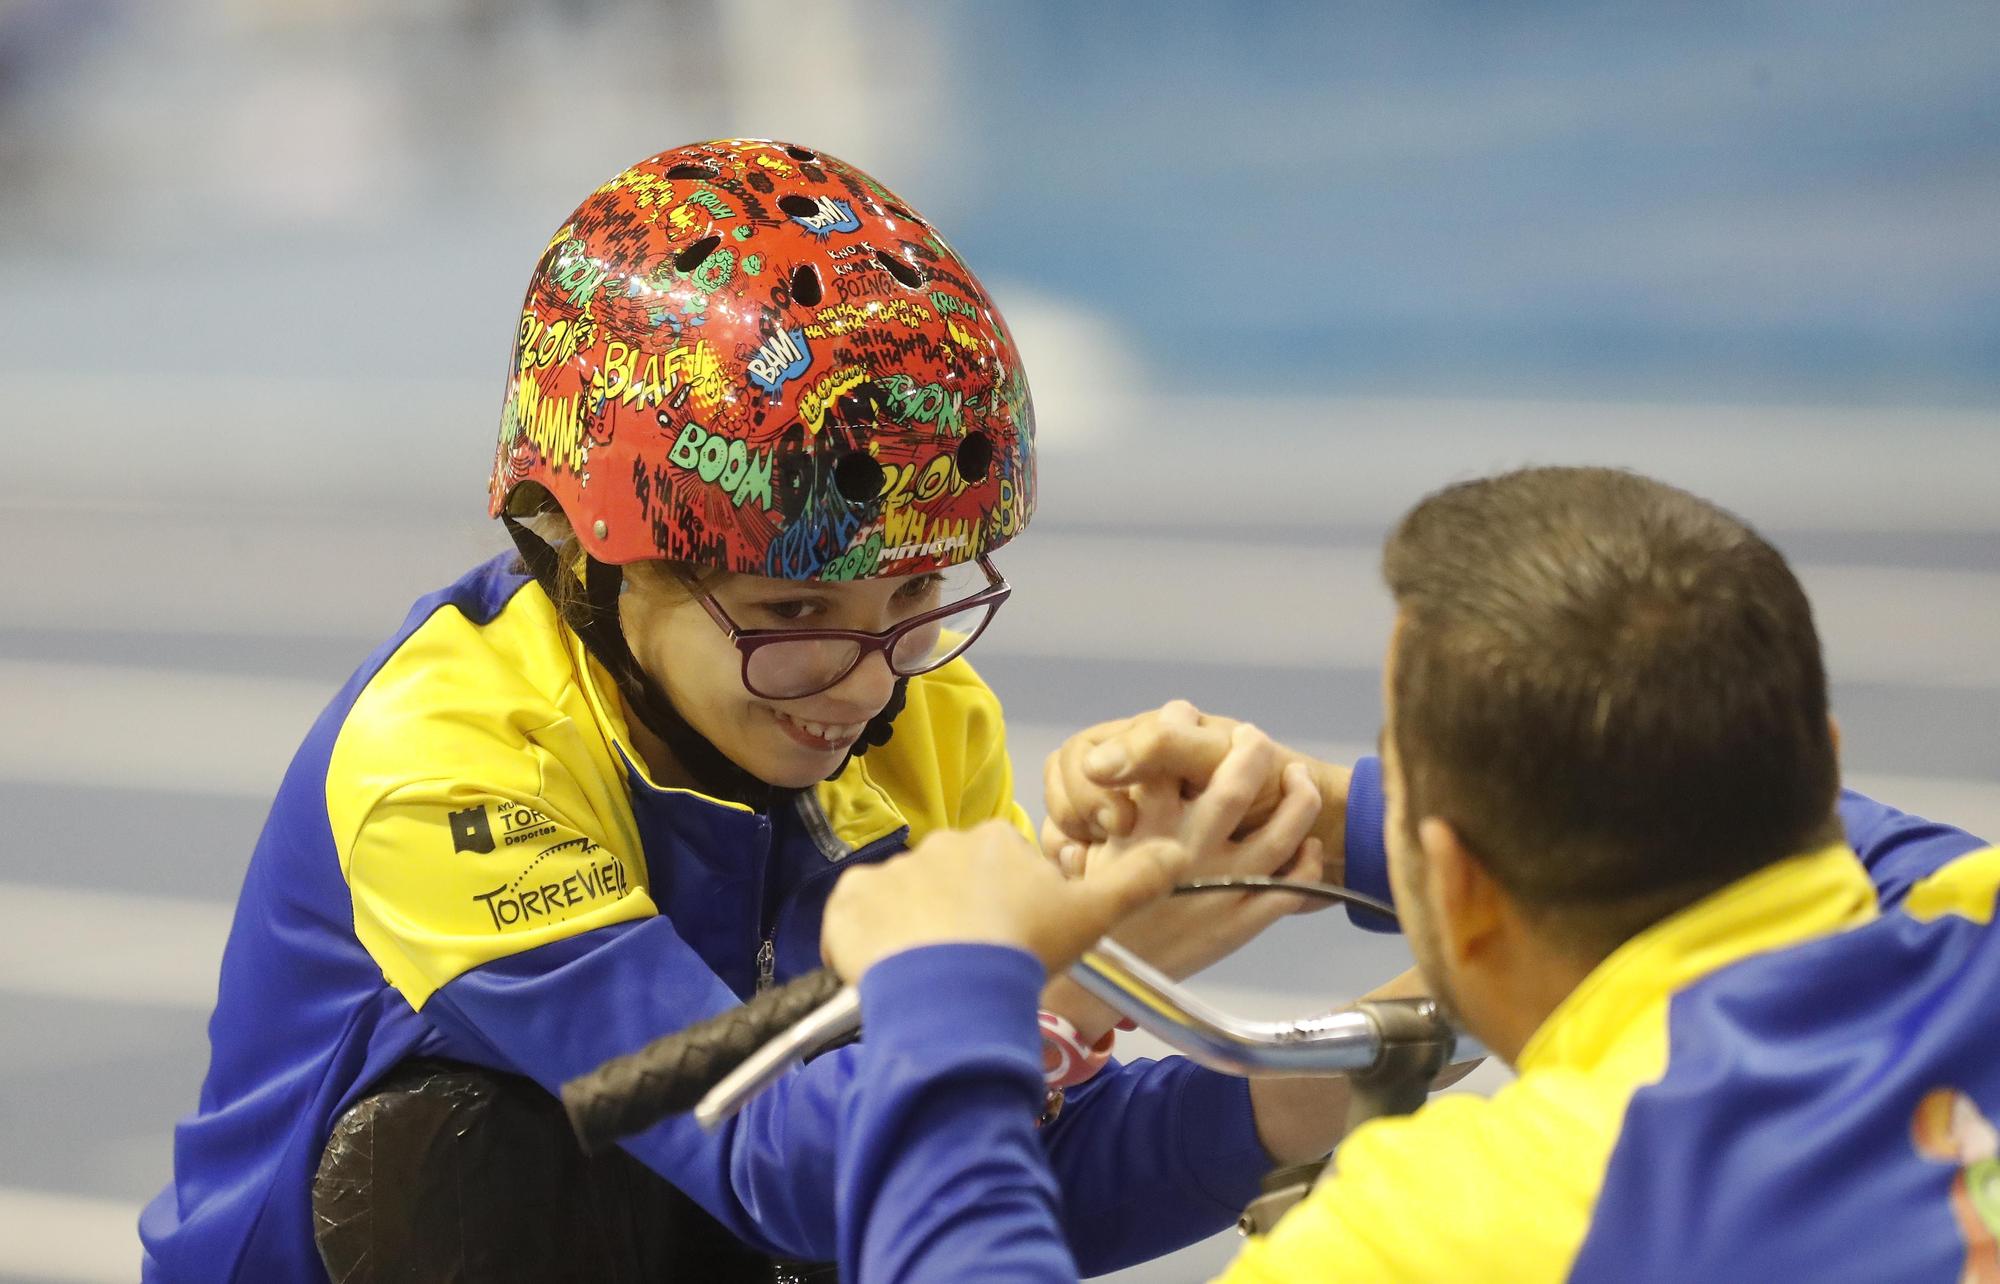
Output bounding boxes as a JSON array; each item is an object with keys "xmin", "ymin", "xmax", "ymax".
[
  {"xmin": 1065, "ymin": 715, "xmax": 1163, "ymax": 839},
  {"xmin": 1031, "ymin": 842, "xmax": 1181, "ymax": 974},
  {"xmin": 1256, "ymin": 836, "xmax": 1327, "ymax": 916},
  {"xmin": 1043, "ymin": 744, "xmax": 1093, "ymax": 843},
  {"xmin": 1040, "ymin": 815, "xmax": 1070, "ymax": 861},
  {"xmin": 1208, "ymin": 836, "xmax": 1328, "ymax": 948},
  {"xmin": 1048, "ymin": 736, "xmax": 1123, "ymax": 841},
  {"xmin": 1094, "ymin": 788, "xmax": 1138, "ymax": 839},
  {"xmin": 819, "ymin": 862, "xmax": 884, "ymax": 971},
  {"xmin": 1279, "ymin": 836, "xmax": 1334, "ymax": 914},
  {"xmin": 1082, "ymin": 721, "xmax": 1233, "ymax": 788},
  {"xmin": 975, "ymin": 815, "xmax": 1041, "ymax": 855},
  {"xmin": 1221, "ymin": 882, "xmax": 1308, "ymax": 943},
  {"xmin": 1225, "ymin": 762, "xmax": 1324, "ymax": 877},
  {"xmin": 1125, "ymin": 771, "xmax": 1180, "ymax": 835},
  {"xmin": 1078, "ymin": 836, "xmax": 1184, "ymax": 918},
  {"xmin": 1123, "ymin": 715, "xmax": 1195, "ymax": 831},
  {"xmin": 1183, "ymin": 724, "xmax": 1280, "ymax": 853}
]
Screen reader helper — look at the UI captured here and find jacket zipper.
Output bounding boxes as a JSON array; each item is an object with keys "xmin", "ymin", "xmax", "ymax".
[
  {"xmin": 751, "ymin": 811, "xmax": 778, "ymax": 995},
  {"xmin": 764, "ymin": 826, "xmax": 913, "ymax": 973},
  {"xmin": 755, "ymin": 937, "xmax": 776, "ymax": 993}
]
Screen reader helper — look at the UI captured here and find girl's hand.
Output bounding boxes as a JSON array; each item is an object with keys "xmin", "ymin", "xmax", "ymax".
[
  {"xmin": 1089, "ymin": 720, "xmax": 1326, "ymax": 982},
  {"xmin": 1040, "ymin": 700, "xmax": 1351, "ymax": 884}
]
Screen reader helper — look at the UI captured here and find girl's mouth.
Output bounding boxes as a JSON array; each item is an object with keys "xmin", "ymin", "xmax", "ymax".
[{"xmin": 770, "ymin": 708, "xmax": 867, "ymax": 752}]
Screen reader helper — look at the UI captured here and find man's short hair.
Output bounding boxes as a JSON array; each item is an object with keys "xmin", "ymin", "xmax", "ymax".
[{"xmin": 1383, "ymin": 466, "xmax": 1840, "ymax": 956}]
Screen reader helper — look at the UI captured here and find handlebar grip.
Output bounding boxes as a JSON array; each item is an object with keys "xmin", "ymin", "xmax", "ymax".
[{"xmin": 561, "ymin": 967, "xmax": 846, "ymax": 1153}]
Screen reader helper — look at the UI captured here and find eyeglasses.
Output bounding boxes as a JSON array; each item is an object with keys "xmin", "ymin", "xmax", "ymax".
[{"xmin": 689, "ymin": 556, "xmax": 1011, "ymax": 700}]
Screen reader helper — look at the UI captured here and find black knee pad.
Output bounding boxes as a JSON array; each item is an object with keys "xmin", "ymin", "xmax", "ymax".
[{"xmin": 312, "ymin": 1058, "xmax": 796, "ymax": 1283}]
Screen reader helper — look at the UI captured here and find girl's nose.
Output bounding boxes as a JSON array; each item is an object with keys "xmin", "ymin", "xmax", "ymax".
[{"xmin": 823, "ymin": 648, "xmax": 898, "ymax": 713}]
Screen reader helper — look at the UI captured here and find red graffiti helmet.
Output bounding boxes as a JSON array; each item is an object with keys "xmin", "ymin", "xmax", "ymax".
[{"xmin": 490, "ymin": 139, "xmax": 1036, "ymax": 582}]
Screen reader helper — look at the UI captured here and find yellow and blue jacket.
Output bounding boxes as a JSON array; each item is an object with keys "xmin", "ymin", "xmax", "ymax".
[
  {"xmin": 837, "ymin": 781, "xmax": 2000, "ymax": 1281},
  {"xmin": 138, "ymin": 555, "xmax": 1273, "ymax": 1282}
]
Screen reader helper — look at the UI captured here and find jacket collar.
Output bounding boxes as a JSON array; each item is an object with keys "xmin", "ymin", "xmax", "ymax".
[{"xmin": 1517, "ymin": 842, "xmax": 1878, "ymax": 1076}]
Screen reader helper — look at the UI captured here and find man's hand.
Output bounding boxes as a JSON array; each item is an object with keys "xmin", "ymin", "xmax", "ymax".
[
  {"xmin": 820, "ymin": 819, "xmax": 1185, "ymax": 983},
  {"xmin": 1088, "ymin": 720, "xmax": 1326, "ymax": 980},
  {"xmin": 1042, "ymin": 700, "xmax": 1353, "ymax": 884},
  {"xmin": 1037, "ymin": 721, "xmax": 1329, "ymax": 1040}
]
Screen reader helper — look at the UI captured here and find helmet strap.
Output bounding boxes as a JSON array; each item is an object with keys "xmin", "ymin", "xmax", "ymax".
[
  {"xmin": 505, "ymin": 516, "xmax": 776, "ymax": 809},
  {"xmin": 850, "ymin": 677, "xmax": 907, "ymax": 758}
]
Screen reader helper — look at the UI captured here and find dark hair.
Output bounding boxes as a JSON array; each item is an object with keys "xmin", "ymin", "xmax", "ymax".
[
  {"xmin": 1383, "ymin": 466, "xmax": 1840, "ymax": 956},
  {"xmin": 502, "ymin": 506, "xmax": 726, "ymax": 637}
]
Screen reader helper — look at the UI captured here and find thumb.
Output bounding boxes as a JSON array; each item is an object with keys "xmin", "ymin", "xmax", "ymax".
[{"xmin": 1078, "ymin": 836, "xmax": 1182, "ymax": 920}]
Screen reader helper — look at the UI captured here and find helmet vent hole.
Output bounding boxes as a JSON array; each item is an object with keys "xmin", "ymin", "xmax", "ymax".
[
  {"xmin": 955, "ymin": 432, "xmax": 994, "ymax": 483},
  {"xmin": 833, "ymin": 451, "xmax": 887, "ymax": 504},
  {"xmin": 874, "ymin": 249, "xmax": 926, "ymax": 289},
  {"xmin": 784, "ymin": 145, "xmax": 818, "ymax": 162},
  {"xmin": 789, "ymin": 263, "xmax": 823, "ymax": 307},
  {"xmin": 777, "ymin": 193, "xmax": 821, "ymax": 218},
  {"xmin": 673, "ymin": 235, "xmax": 722, "ymax": 274},
  {"xmin": 665, "ymin": 164, "xmax": 717, "ymax": 180}
]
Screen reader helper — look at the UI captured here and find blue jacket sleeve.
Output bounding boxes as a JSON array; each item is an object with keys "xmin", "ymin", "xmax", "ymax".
[
  {"xmin": 840, "ymin": 944, "xmax": 1078, "ymax": 1284},
  {"xmin": 1342, "ymin": 755, "xmax": 1398, "ymax": 932},
  {"xmin": 1838, "ymin": 789, "xmax": 1989, "ymax": 909},
  {"xmin": 1042, "ymin": 1055, "xmax": 1269, "ymax": 1274},
  {"xmin": 421, "ymin": 917, "xmax": 859, "ymax": 1259},
  {"xmin": 1040, "ymin": 1048, "xmax": 1256, "ymax": 1272}
]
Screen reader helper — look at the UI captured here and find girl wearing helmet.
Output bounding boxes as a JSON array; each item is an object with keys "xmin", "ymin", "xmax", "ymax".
[{"xmin": 139, "ymin": 141, "xmax": 1328, "ymax": 1283}]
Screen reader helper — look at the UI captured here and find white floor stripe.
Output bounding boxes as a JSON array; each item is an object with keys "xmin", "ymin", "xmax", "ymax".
[
  {"xmin": 1801, "ymin": 565, "xmax": 2000, "ymax": 692},
  {"xmin": 988, "ymin": 534, "xmax": 2000, "ymax": 690},
  {"xmin": 6, "ymin": 387, "xmax": 1996, "ymax": 533},
  {"xmin": 0, "ymin": 659, "xmax": 330, "ymax": 799},
  {"xmin": 6, "ymin": 510, "xmax": 1998, "ymax": 691},
  {"xmin": 0, "ymin": 882, "xmax": 232, "ymax": 1009},
  {"xmin": 0, "ymin": 1186, "xmax": 141, "ymax": 1283}
]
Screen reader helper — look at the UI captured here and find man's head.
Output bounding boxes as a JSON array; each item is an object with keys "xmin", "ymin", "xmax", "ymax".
[{"xmin": 1377, "ymin": 467, "xmax": 1841, "ymax": 1055}]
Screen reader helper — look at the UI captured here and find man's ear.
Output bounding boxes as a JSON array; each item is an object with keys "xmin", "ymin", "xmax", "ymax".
[{"xmin": 1415, "ymin": 816, "xmax": 1506, "ymax": 967}]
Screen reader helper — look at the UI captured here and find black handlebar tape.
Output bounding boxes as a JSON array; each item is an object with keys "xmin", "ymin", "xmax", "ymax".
[{"xmin": 561, "ymin": 967, "xmax": 846, "ymax": 1154}]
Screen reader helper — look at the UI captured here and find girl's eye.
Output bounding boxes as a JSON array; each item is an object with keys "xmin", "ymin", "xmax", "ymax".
[
  {"xmin": 897, "ymin": 575, "xmax": 945, "ymax": 601},
  {"xmin": 758, "ymin": 600, "xmax": 814, "ymax": 622}
]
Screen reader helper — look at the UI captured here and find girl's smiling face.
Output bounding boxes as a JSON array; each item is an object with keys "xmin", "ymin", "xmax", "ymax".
[{"xmin": 617, "ymin": 562, "xmax": 964, "ymax": 790}]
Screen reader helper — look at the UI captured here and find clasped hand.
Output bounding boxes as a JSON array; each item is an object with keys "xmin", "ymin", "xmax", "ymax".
[
  {"xmin": 820, "ymin": 703, "xmax": 1329, "ymax": 988},
  {"xmin": 1055, "ymin": 705, "xmax": 1326, "ymax": 982},
  {"xmin": 1045, "ymin": 701, "xmax": 1343, "ymax": 983}
]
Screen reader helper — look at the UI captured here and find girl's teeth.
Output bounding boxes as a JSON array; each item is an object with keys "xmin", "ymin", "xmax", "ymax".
[{"xmin": 783, "ymin": 713, "xmax": 859, "ymax": 743}]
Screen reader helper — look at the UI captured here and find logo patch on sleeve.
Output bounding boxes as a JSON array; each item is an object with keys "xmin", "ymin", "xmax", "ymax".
[{"xmin": 448, "ymin": 806, "xmax": 495, "ymax": 854}]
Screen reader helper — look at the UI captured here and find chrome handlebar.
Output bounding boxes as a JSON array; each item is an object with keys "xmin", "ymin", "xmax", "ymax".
[{"xmin": 692, "ymin": 938, "xmax": 1482, "ymax": 1128}]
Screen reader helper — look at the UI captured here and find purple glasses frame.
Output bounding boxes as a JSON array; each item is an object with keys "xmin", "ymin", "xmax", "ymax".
[{"xmin": 687, "ymin": 555, "xmax": 1012, "ymax": 700}]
